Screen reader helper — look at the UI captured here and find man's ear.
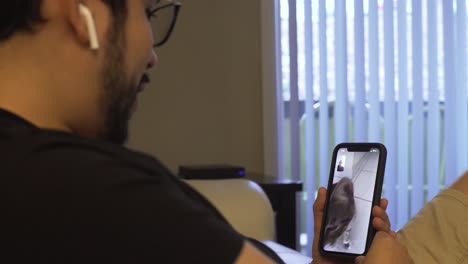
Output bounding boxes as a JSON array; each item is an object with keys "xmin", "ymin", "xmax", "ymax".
[
  {"xmin": 78, "ymin": 3, "xmax": 99, "ymax": 49},
  {"xmin": 68, "ymin": 1, "xmax": 99, "ymax": 50}
]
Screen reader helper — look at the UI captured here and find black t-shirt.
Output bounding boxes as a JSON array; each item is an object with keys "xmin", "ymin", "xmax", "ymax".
[{"xmin": 0, "ymin": 109, "xmax": 284, "ymax": 263}]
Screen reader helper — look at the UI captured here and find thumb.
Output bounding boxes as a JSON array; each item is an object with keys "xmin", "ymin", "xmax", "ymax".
[
  {"xmin": 313, "ymin": 187, "xmax": 327, "ymax": 234},
  {"xmin": 355, "ymin": 256, "xmax": 365, "ymax": 264}
]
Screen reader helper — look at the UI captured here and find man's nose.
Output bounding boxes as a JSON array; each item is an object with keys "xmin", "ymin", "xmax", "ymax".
[{"xmin": 147, "ymin": 50, "xmax": 157, "ymax": 69}]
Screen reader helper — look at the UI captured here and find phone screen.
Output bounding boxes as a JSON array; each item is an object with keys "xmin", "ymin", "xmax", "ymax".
[{"xmin": 322, "ymin": 147, "xmax": 381, "ymax": 255}]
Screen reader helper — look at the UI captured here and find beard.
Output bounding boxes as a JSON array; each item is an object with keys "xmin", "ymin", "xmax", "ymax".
[{"xmin": 97, "ymin": 25, "xmax": 140, "ymax": 145}]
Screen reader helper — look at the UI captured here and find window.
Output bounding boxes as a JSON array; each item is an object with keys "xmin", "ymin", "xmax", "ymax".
[{"xmin": 262, "ymin": 0, "xmax": 468, "ymax": 255}]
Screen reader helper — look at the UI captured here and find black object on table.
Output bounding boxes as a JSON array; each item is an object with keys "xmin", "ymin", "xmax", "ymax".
[{"xmin": 246, "ymin": 174, "xmax": 303, "ymax": 250}]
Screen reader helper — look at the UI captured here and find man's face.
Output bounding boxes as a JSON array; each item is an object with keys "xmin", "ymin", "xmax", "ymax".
[{"xmin": 96, "ymin": 0, "xmax": 157, "ymax": 145}]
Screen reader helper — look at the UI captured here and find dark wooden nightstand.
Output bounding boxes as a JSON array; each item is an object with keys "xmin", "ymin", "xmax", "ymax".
[{"xmin": 246, "ymin": 174, "xmax": 303, "ymax": 250}]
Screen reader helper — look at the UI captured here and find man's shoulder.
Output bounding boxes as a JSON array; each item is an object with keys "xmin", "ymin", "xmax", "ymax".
[
  {"xmin": 2, "ymin": 129, "xmax": 167, "ymax": 181},
  {"xmin": 1, "ymin": 129, "xmax": 246, "ymax": 263}
]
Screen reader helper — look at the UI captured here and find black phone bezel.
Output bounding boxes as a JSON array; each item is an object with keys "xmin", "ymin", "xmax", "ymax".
[{"xmin": 318, "ymin": 142, "xmax": 387, "ymax": 260}]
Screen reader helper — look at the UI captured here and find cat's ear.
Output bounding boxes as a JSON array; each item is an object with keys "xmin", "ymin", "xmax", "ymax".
[{"xmin": 344, "ymin": 181, "xmax": 354, "ymax": 195}]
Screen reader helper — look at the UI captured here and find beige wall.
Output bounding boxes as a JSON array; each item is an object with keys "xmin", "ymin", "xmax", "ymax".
[{"xmin": 128, "ymin": 0, "xmax": 264, "ymax": 174}]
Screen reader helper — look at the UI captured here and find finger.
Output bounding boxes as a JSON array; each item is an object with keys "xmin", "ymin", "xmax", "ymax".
[
  {"xmin": 373, "ymin": 230, "xmax": 391, "ymax": 241},
  {"xmin": 313, "ymin": 187, "xmax": 327, "ymax": 234},
  {"xmin": 373, "ymin": 231, "xmax": 389, "ymax": 242},
  {"xmin": 313, "ymin": 187, "xmax": 327, "ymax": 212},
  {"xmin": 372, "ymin": 205, "xmax": 390, "ymax": 229},
  {"xmin": 355, "ymin": 256, "xmax": 365, "ymax": 264},
  {"xmin": 372, "ymin": 217, "xmax": 390, "ymax": 233},
  {"xmin": 380, "ymin": 198, "xmax": 388, "ymax": 210}
]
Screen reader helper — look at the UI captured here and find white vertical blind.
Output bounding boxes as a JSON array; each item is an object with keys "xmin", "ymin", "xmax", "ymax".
[
  {"xmin": 275, "ymin": 0, "xmax": 285, "ymax": 181},
  {"xmin": 354, "ymin": 0, "xmax": 366, "ymax": 141},
  {"xmin": 260, "ymin": 0, "xmax": 285, "ymax": 179},
  {"xmin": 411, "ymin": 0, "xmax": 425, "ymax": 211},
  {"xmin": 288, "ymin": 0, "xmax": 301, "ymax": 181},
  {"xmin": 397, "ymin": 0, "xmax": 409, "ymax": 228},
  {"xmin": 272, "ymin": 0, "xmax": 468, "ymax": 254},
  {"xmin": 456, "ymin": 0, "xmax": 468, "ymax": 177},
  {"xmin": 334, "ymin": 0, "xmax": 348, "ymax": 144},
  {"xmin": 303, "ymin": 0, "xmax": 315, "ymax": 251},
  {"xmin": 368, "ymin": 0, "xmax": 380, "ymax": 142},
  {"xmin": 443, "ymin": 0, "xmax": 457, "ymax": 186},
  {"xmin": 318, "ymin": 0, "xmax": 329, "ymax": 188},
  {"xmin": 383, "ymin": 0, "xmax": 397, "ymax": 226},
  {"xmin": 427, "ymin": 0, "xmax": 440, "ymax": 202}
]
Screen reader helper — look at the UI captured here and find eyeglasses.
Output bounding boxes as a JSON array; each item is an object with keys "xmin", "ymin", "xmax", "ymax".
[{"xmin": 148, "ymin": 1, "xmax": 182, "ymax": 48}]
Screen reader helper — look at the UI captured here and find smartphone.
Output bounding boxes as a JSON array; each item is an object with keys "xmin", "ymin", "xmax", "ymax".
[{"xmin": 318, "ymin": 143, "xmax": 387, "ymax": 260}]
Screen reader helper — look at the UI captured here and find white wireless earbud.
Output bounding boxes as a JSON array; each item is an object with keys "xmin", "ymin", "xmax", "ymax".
[{"xmin": 78, "ymin": 3, "xmax": 99, "ymax": 50}]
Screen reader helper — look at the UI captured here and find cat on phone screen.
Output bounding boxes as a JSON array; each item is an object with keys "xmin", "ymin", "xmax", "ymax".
[{"xmin": 324, "ymin": 177, "xmax": 356, "ymax": 249}]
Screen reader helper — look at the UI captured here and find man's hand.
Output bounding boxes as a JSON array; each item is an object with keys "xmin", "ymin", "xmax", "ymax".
[
  {"xmin": 311, "ymin": 187, "xmax": 394, "ymax": 264},
  {"xmin": 370, "ymin": 197, "xmax": 396, "ymax": 238},
  {"xmin": 354, "ymin": 232, "xmax": 413, "ymax": 264}
]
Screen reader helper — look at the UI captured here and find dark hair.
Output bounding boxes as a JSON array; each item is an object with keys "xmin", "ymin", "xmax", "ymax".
[{"xmin": 0, "ymin": 0, "xmax": 127, "ymax": 42}]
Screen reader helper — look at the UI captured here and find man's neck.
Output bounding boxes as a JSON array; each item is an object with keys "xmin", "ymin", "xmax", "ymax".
[{"xmin": 0, "ymin": 36, "xmax": 75, "ymax": 134}]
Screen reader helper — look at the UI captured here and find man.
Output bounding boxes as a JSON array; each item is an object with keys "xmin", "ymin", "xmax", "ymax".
[
  {"xmin": 0, "ymin": 1, "xmax": 395, "ymax": 263},
  {"xmin": 336, "ymin": 160, "xmax": 344, "ymax": 172}
]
